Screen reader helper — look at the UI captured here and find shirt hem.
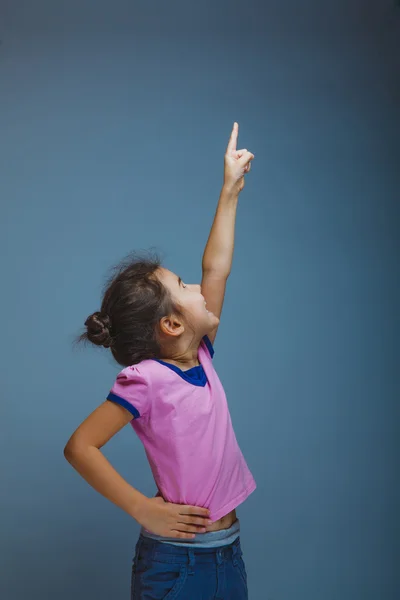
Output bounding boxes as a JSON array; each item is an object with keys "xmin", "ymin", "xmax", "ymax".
[{"xmin": 209, "ymin": 478, "xmax": 257, "ymax": 523}]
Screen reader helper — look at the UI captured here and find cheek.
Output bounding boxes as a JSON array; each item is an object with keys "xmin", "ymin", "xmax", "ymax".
[{"xmin": 194, "ymin": 299, "xmax": 206, "ymax": 315}]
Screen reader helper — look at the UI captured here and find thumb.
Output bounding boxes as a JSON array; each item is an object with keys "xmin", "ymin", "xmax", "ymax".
[{"xmin": 154, "ymin": 496, "xmax": 166, "ymax": 503}]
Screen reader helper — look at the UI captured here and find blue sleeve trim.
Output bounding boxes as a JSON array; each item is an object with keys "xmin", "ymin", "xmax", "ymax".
[
  {"xmin": 202, "ymin": 334, "xmax": 215, "ymax": 358},
  {"xmin": 106, "ymin": 392, "xmax": 141, "ymax": 419}
]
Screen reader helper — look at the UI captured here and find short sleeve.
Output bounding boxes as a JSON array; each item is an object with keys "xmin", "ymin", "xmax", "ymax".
[
  {"xmin": 106, "ymin": 365, "xmax": 150, "ymax": 420},
  {"xmin": 201, "ymin": 335, "xmax": 215, "ymax": 359}
]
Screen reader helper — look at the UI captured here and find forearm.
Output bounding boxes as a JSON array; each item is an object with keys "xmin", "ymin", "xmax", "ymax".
[
  {"xmin": 64, "ymin": 445, "xmax": 148, "ymax": 522},
  {"xmin": 202, "ymin": 185, "xmax": 239, "ymax": 276}
]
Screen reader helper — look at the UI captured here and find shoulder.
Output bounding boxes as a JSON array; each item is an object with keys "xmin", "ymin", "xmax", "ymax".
[{"xmin": 107, "ymin": 361, "xmax": 154, "ymax": 420}]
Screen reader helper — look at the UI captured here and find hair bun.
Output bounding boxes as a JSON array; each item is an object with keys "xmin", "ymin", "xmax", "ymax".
[{"xmin": 85, "ymin": 311, "xmax": 113, "ymax": 348}]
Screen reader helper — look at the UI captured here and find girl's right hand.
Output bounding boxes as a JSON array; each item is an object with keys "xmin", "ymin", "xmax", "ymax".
[
  {"xmin": 136, "ymin": 496, "xmax": 212, "ymax": 539},
  {"xmin": 223, "ymin": 122, "xmax": 254, "ymax": 194}
]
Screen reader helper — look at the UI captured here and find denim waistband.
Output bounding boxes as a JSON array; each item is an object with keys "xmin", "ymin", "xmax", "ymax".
[
  {"xmin": 139, "ymin": 517, "xmax": 240, "ymax": 548},
  {"xmin": 135, "ymin": 530, "xmax": 243, "ymax": 567}
]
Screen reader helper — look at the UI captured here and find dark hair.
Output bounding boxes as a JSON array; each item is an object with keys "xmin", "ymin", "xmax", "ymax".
[{"xmin": 73, "ymin": 249, "xmax": 190, "ymax": 367}]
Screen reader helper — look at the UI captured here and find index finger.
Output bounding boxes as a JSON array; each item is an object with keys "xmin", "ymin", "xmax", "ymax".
[
  {"xmin": 181, "ymin": 505, "xmax": 210, "ymax": 516},
  {"xmin": 226, "ymin": 122, "xmax": 238, "ymax": 154}
]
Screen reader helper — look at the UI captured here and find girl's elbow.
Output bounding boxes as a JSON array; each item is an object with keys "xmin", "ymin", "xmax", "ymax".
[{"xmin": 63, "ymin": 438, "xmax": 87, "ymax": 461}]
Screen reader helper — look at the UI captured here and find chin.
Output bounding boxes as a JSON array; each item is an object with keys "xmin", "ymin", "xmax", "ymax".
[{"xmin": 208, "ymin": 316, "xmax": 220, "ymax": 327}]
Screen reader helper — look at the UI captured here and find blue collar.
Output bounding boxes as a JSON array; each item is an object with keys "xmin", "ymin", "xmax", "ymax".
[{"xmin": 150, "ymin": 359, "xmax": 207, "ymax": 387}]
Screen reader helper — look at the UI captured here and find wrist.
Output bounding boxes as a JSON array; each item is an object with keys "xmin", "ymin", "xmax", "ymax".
[
  {"xmin": 130, "ymin": 493, "xmax": 149, "ymax": 523},
  {"xmin": 221, "ymin": 182, "xmax": 240, "ymax": 199}
]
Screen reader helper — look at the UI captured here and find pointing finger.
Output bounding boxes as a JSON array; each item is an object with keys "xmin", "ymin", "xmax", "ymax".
[{"xmin": 226, "ymin": 122, "xmax": 238, "ymax": 155}]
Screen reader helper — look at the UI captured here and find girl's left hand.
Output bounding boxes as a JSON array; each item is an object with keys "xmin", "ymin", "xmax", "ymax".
[{"xmin": 223, "ymin": 122, "xmax": 254, "ymax": 193}]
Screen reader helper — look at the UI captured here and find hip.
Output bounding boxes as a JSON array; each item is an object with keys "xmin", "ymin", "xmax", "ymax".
[
  {"xmin": 152, "ymin": 490, "xmax": 237, "ymax": 533},
  {"xmin": 140, "ymin": 514, "xmax": 240, "ymax": 548}
]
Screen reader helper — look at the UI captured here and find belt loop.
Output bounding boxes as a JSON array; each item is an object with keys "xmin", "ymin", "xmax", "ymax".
[
  {"xmin": 216, "ymin": 549, "xmax": 223, "ymax": 566},
  {"xmin": 187, "ymin": 549, "xmax": 195, "ymax": 576}
]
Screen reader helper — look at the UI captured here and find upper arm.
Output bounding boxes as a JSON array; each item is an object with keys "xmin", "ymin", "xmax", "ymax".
[
  {"xmin": 64, "ymin": 400, "xmax": 134, "ymax": 453},
  {"xmin": 200, "ymin": 270, "xmax": 228, "ymax": 347}
]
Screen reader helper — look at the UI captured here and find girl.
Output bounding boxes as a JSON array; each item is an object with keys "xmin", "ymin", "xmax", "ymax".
[{"xmin": 65, "ymin": 122, "xmax": 256, "ymax": 599}]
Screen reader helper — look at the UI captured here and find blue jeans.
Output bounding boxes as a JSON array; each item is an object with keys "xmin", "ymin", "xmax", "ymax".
[{"xmin": 131, "ymin": 533, "xmax": 248, "ymax": 599}]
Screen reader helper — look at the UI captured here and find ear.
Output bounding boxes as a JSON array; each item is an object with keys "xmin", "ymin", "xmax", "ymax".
[{"xmin": 159, "ymin": 315, "xmax": 185, "ymax": 337}]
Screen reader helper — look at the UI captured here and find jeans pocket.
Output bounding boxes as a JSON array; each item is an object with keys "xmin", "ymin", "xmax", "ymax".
[{"xmin": 132, "ymin": 556, "xmax": 188, "ymax": 600}]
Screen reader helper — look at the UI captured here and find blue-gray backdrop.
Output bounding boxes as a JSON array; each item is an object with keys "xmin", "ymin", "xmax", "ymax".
[{"xmin": 1, "ymin": 1, "xmax": 399, "ymax": 599}]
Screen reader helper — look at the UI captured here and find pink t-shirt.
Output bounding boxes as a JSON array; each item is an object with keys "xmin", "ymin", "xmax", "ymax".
[{"xmin": 107, "ymin": 335, "xmax": 256, "ymax": 523}]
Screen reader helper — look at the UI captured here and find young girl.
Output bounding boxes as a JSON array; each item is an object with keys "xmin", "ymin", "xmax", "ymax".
[{"xmin": 65, "ymin": 122, "xmax": 256, "ymax": 599}]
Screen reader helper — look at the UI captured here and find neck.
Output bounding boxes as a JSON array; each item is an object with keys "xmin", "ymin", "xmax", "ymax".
[{"xmin": 159, "ymin": 335, "xmax": 204, "ymax": 368}]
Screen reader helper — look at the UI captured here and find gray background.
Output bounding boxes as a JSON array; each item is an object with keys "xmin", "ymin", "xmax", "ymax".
[{"xmin": 1, "ymin": 1, "xmax": 399, "ymax": 598}]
